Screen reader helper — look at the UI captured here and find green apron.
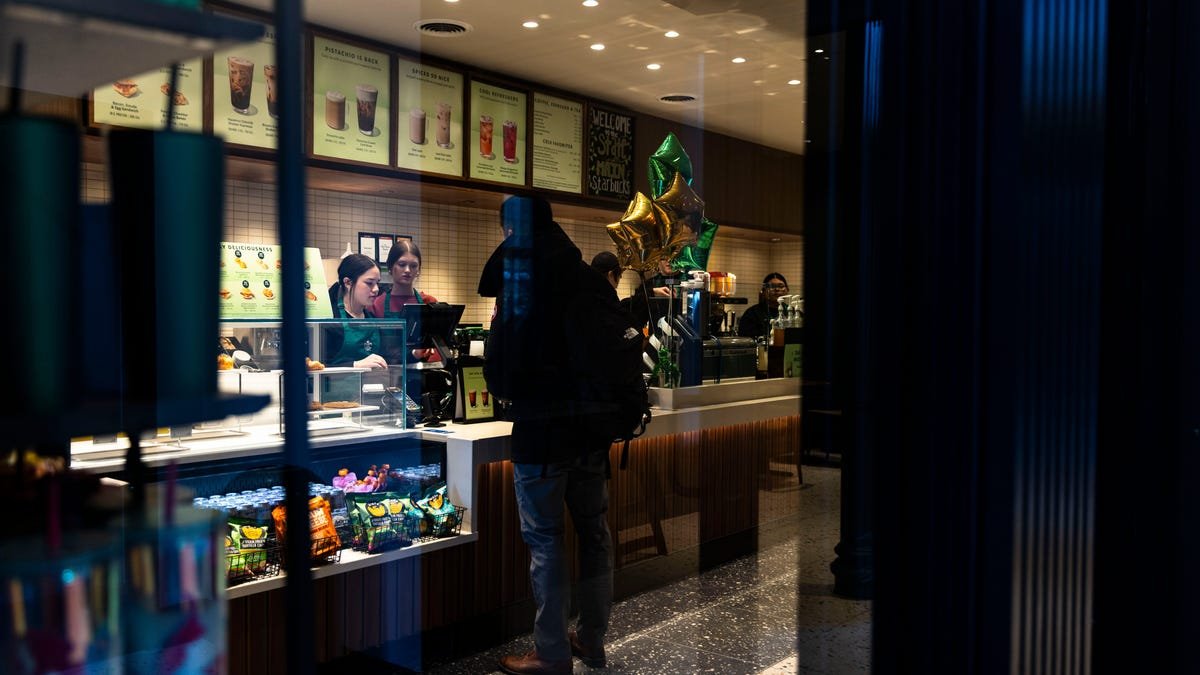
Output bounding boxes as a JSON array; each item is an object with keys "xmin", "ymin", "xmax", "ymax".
[
  {"xmin": 325, "ymin": 301, "xmax": 383, "ymax": 404},
  {"xmin": 381, "ymin": 287, "xmax": 424, "ymax": 318}
]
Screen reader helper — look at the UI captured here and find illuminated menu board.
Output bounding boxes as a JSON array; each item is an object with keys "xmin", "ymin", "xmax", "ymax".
[
  {"xmin": 531, "ymin": 92, "xmax": 584, "ymax": 194},
  {"xmin": 92, "ymin": 59, "xmax": 203, "ymax": 131},
  {"xmin": 586, "ymin": 105, "xmax": 635, "ymax": 200},
  {"xmin": 312, "ymin": 36, "xmax": 391, "ymax": 166},
  {"xmin": 469, "ymin": 80, "xmax": 526, "ymax": 186},
  {"xmin": 395, "ymin": 57, "xmax": 464, "ymax": 177},
  {"xmin": 212, "ymin": 20, "xmax": 281, "ymax": 149}
]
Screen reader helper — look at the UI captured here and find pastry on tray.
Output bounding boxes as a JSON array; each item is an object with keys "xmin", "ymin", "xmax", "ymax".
[{"xmin": 321, "ymin": 401, "xmax": 359, "ymax": 409}]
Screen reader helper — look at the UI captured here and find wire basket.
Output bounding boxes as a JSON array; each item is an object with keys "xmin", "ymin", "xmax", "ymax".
[
  {"xmin": 226, "ymin": 544, "xmax": 282, "ymax": 586},
  {"xmin": 310, "ymin": 536, "xmax": 342, "ymax": 566},
  {"xmin": 351, "ymin": 523, "xmax": 413, "ymax": 554},
  {"xmin": 418, "ymin": 506, "xmax": 466, "ymax": 542}
]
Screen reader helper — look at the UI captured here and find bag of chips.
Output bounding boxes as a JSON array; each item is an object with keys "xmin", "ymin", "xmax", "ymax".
[
  {"xmin": 416, "ymin": 484, "xmax": 461, "ymax": 537},
  {"xmin": 271, "ymin": 496, "xmax": 342, "ymax": 561},
  {"xmin": 347, "ymin": 492, "xmax": 409, "ymax": 552}
]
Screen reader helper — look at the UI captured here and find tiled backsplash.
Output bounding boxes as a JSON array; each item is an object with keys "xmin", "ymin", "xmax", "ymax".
[{"xmin": 84, "ymin": 164, "xmax": 803, "ymax": 328}]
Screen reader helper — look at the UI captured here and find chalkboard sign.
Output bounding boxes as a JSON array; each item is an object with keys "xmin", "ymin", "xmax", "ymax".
[{"xmin": 586, "ymin": 105, "xmax": 634, "ymax": 200}]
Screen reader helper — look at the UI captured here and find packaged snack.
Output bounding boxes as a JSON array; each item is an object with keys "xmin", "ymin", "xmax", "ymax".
[
  {"xmin": 416, "ymin": 484, "xmax": 461, "ymax": 537},
  {"xmin": 271, "ymin": 496, "xmax": 342, "ymax": 561},
  {"xmin": 394, "ymin": 496, "xmax": 429, "ymax": 540},
  {"xmin": 347, "ymin": 492, "xmax": 408, "ymax": 552},
  {"xmin": 228, "ymin": 516, "xmax": 271, "ymax": 574}
]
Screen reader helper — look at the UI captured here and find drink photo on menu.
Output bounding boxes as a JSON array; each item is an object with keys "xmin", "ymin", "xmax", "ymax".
[
  {"xmin": 356, "ymin": 84, "xmax": 379, "ymax": 136},
  {"xmin": 228, "ymin": 56, "xmax": 256, "ymax": 116},
  {"xmin": 326, "ymin": 90, "xmax": 346, "ymax": 130}
]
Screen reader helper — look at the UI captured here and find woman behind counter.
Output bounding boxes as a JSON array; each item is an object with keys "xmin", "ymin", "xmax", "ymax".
[
  {"xmin": 325, "ymin": 253, "xmax": 387, "ymax": 369},
  {"xmin": 372, "ymin": 239, "xmax": 437, "ymax": 316},
  {"xmin": 738, "ymin": 272, "xmax": 790, "ymax": 339}
]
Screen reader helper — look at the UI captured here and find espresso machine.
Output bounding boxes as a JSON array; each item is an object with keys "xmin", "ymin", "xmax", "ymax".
[{"xmin": 673, "ymin": 272, "xmax": 758, "ymax": 385}]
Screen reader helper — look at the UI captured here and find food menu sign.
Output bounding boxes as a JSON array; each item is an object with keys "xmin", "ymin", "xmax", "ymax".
[
  {"xmin": 312, "ymin": 36, "xmax": 391, "ymax": 166},
  {"xmin": 91, "ymin": 59, "xmax": 203, "ymax": 131},
  {"xmin": 395, "ymin": 57, "xmax": 463, "ymax": 177},
  {"xmin": 586, "ymin": 105, "xmax": 635, "ymax": 200},
  {"xmin": 212, "ymin": 20, "xmax": 280, "ymax": 149},
  {"xmin": 531, "ymin": 93, "xmax": 584, "ymax": 194},
  {"xmin": 469, "ymin": 81, "xmax": 526, "ymax": 186},
  {"xmin": 219, "ymin": 242, "xmax": 332, "ymax": 319}
]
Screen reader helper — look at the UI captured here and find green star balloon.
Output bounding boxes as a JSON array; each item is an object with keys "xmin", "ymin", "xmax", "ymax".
[
  {"xmin": 671, "ymin": 217, "xmax": 719, "ymax": 272},
  {"xmin": 648, "ymin": 132, "xmax": 694, "ymax": 199}
]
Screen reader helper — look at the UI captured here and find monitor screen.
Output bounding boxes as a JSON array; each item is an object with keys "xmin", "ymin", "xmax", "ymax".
[{"xmin": 401, "ymin": 303, "xmax": 465, "ymax": 350}]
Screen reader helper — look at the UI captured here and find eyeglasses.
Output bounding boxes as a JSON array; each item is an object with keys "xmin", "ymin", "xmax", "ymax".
[{"xmin": 764, "ymin": 284, "xmax": 788, "ymax": 292}]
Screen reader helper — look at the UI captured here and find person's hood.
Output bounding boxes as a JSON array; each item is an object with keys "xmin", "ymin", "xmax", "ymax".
[{"xmin": 477, "ymin": 218, "xmax": 580, "ymax": 297}]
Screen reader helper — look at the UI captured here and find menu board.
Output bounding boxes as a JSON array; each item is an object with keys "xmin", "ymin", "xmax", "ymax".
[
  {"xmin": 91, "ymin": 59, "xmax": 203, "ymax": 131},
  {"xmin": 312, "ymin": 36, "xmax": 391, "ymax": 166},
  {"xmin": 531, "ymin": 93, "xmax": 584, "ymax": 194},
  {"xmin": 212, "ymin": 21, "xmax": 279, "ymax": 149},
  {"xmin": 469, "ymin": 81, "xmax": 526, "ymax": 185},
  {"xmin": 395, "ymin": 58, "xmax": 463, "ymax": 177},
  {"xmin": 219, "ymin": 242, "xmax": 332, "ymax": 319},
  {"xmin": 458, "ymin": 364, "xmax": 494, "ymax": 422},
  {"xmin": 586, "ymin": 105, "xmax": 635, "ymax": 200}
]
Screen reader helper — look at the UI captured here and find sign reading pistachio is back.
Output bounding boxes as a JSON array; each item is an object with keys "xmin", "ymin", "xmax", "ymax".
[
  {"xmin": 586, "ymin": 105, "xmax": 634, "ymax": 200},
  {"xmin": 92, "ymin": 59, "xmax": 203, "ymax": 131},
  {"xmin": 312, "ymin": 36, "xmax": 390, "ymax": 166}
]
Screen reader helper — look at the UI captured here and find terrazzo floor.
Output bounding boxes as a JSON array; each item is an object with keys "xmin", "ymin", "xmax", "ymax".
[{"xmin": 426, "ymin": 464, "xmax": 871, "ymax": 675}]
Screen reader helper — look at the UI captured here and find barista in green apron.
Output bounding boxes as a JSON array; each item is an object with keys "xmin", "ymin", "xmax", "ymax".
[{"xmin": 323, "ymin": 254, "xmax": 387, "ymax": 404}]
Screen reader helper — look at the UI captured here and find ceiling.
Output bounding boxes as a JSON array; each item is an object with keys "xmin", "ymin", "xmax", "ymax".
[{"xmin": 234, "ymin": 0, "xmax": 809, "ymax": 155}]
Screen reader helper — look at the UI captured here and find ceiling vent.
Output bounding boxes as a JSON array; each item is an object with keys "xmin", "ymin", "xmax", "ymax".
[
  {"xmin": 659, "ymin": 94, "xmax": 698, "ymax": 103},
  {"xmin": 414, "ymin": 20, "xmax": 472, "ymax": 37}
]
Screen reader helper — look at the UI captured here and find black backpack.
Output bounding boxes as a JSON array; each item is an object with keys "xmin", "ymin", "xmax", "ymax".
[{"xmin": 563, "ymin": 278, "xmax": 652, "ymax": 469}]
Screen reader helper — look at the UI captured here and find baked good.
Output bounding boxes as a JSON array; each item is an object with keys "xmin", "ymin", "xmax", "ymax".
[
  {"xmin": 305, "ymin": 290, "xmax": 318, "ymax": 302},
  {"xmin": 262, "ymin": 289, "xmax": 274, "ymax": 299},
  {"xmin": 305, "ymin": 357, "xmax": 325, "ymax": 371},
  {"xmin": 159, "ymin": 83, "xmax": 188, "ymax": 105},
  {"xmin": 240, "ymin": 288, "xmax": 255, "ymax": 299},
  {"xmin": 322, "ymin": 401, "xmax": 359, "ymax": 409},
  {"xmin": 217, "ymin": 354, "xmax": 234, "ymax": 371},
  {"xmin": 112, "ymin": 80, "xmax": 139, "ymax": 98},
  {"xmin": 308, "ymin": 401, "xmax": 324, "ymax": 411},
  {"xmin": 219, "ymin": 289, "xmax": 231, "ymax": 299},
  {"xmin": 235, "ymin": 258, "xmax": 247, "ymax": 269}
]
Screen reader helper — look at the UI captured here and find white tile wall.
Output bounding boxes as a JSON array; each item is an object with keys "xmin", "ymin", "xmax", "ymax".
[{"xmin": 83, "ymin": 163, "xmax": 803, "ymax": 328}]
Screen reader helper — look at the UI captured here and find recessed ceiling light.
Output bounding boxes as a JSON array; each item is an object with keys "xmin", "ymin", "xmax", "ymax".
[
  {"xmin": 704, "ymin": 49, "xmax": 718, "ymax": 54},
  {"xmin": 583, "ymin": 0, "xmax": 599, "ymax": 7},
  {"xmin": 766, "ymin": 92, "xmax": 777, "ymax": 96},
  {"xmin": 814, "ymin": 48, "xmax": 824, "ymax": 53},
  {"xmin": 590, "ymin": 43, "xmax": 605, "ymax": 51},
  {"xmin": 444, "ymin": 0, "xmax": 459, "ymax": 3},
  {"xmin": 753, "ymin": 79, "xmax": 764, "ymax": 85},
  {"xmin": 731, "ymin": 57, "xmax": 746, "ymax": 63},
  {"xmin": 635, "ymin": 45, "xmax": 649, "ymax": 51},
  {"xmin": 647, "ymin": 63, "xmax": 661, "ymax": 70},
  {"xmin": 787, "ymin": 79, "xmax": 801, "ymax": 85},
  {"xmin": 664, "ymin": 30, "xmax": 680, "ymax": 38},
  {"xmin": 522, "ymin": 20, "xmax": 539, "ymax": 28}
]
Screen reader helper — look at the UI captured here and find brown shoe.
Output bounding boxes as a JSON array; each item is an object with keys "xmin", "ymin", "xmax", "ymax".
[
  {"xmin": 568, "ymin": 629, "xmax": 607, "ymax": 668},
  {"xmin": 497, "ymin": 650, "xmax": 573, "ymax": 675}
]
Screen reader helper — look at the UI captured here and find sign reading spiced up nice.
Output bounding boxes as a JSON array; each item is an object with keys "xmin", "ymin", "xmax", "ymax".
[{"xmin": 586, "ymin": 105, "xmax": 634, "ymax": 200}]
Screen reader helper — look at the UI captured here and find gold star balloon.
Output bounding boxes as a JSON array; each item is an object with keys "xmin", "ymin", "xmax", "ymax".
[
  {"xmin": 607, "ymin": 192, "xmax": 666, "ymax": 272},
  {"xmin": 653, "ymin": 172, "xmax": 704, "ymax": 240}
]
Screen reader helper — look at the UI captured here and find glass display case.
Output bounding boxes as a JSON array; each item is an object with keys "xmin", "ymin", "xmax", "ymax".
[{"xmin": 217, "ymin": 319, "xmax": 413, "ymax": 436}]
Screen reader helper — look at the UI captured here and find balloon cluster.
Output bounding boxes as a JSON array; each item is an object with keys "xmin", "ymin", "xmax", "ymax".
[{"xmin": 606, "ymin": 133, "xmax": 719, "ymax": 272}]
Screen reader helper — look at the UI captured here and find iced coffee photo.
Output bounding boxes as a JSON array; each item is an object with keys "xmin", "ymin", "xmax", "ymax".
[
  {"xmin": 325, "ymin": 90, "xmax": 346, "ymax": 130},
  {"xmin": 436, "ymin": 102, "xmax": 453, "ymax": 148},
  {"xmin": 228, "ymin": 57, "xmax": 255, "ymax": 114},
  {"xmin": 356, "ymin": 84, "xmax": 379, "ymax": 136},
  {"xmin": 409, "ymin": 108, "xmax": 426, "ymax": 145},
  {"xmin": 263, "ymin": 65, "xmax": 278, "ymax": 119},
  {"xmin": 479, "ymin": 114, "xmax": 495, "ymax": 159}
]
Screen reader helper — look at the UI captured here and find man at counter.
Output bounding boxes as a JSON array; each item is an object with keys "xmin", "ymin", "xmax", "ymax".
[{"xmin": 480, "ymin": 195, "xmax": 615, "ymax": 675}]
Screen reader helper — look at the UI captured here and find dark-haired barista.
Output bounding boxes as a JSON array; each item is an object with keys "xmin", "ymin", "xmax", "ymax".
[
  {"xmin": 372, "ymin": 239, "xmax": 437, "ymax": 317},
  {"xmin": 325, "ymin": 253, "xmax": 387, "ymax": 369},
  {"xmin": 738, "ymin": 272, "xmax": 789, "ymax": 339}
]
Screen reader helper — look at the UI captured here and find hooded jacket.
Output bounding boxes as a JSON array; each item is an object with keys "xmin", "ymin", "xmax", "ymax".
[{"xmin": 478, "ymin": 198, "xmax": 618, "ymax": 464}]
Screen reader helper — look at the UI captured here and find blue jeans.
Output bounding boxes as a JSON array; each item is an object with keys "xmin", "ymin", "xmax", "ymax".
[{"xmin": 513, "ymin": 449, "xmax": 613, "ymax": 661}]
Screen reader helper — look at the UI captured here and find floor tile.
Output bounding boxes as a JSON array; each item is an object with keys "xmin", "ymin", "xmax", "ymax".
[
  {"xmin": 641, "ymin": 603, "xmax": 800, "ymax": 668},
  {"xmin": 598, "ymin": 635, "xmax": 764, "ymax": 675}
]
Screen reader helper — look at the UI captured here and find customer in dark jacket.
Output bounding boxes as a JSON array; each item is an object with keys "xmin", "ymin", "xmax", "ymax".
[{"xmin": 479, "ymin": 195, "xmax": 615, "ymax": 674}]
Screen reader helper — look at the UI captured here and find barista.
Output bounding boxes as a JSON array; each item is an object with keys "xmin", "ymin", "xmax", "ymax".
[
  {"xmin": 738, "ymin": 272, "xmax": 789, "ymax": 339},
  {"xmin": 372, "ymin": 239, "xmax": 437, "ymax": 316},
  {"xmin": 324, "ymin": 253, "xmax": 387, "ymax": 369}
]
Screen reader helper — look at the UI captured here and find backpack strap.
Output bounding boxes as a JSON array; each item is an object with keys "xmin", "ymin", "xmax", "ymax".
[{"xmin": 619, "ymin": 438, "xmax": 631, "ymax": 471}]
